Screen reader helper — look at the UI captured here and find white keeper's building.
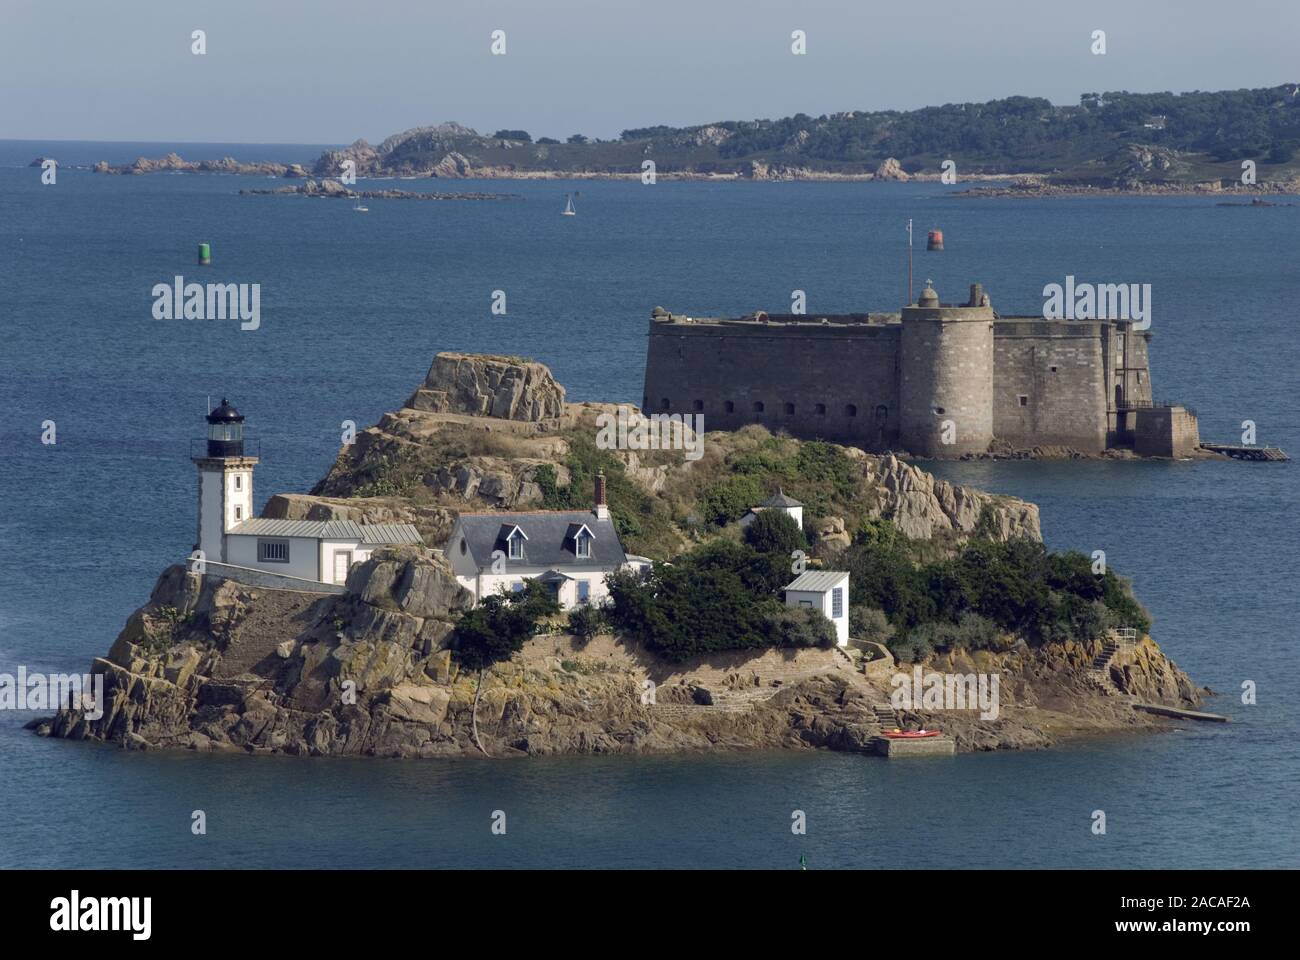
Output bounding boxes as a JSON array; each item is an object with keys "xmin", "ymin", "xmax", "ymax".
[{"xmin": 191, "ymin": 399, "xmax": 423, "ymax": 585}]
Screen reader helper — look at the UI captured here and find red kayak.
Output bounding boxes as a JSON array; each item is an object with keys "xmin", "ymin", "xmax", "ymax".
[{"xmin": 882, "ymin": 730, "xmax": 941, "ymax": 739}]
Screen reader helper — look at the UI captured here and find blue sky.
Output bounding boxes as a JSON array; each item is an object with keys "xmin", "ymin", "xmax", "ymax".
[{"xmin": 2, "ymin": 0, "xmax": 1296, "ymax": 143}]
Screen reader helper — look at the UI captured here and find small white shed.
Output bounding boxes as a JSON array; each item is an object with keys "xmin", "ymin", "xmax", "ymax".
[{"xmin": 783, "ymin": 570, "xmax": 850, "ymax": 647}]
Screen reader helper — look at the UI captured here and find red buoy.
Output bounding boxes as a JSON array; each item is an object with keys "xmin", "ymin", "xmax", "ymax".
[{"xmin": 927, "ymin": 229, "xmax": 944, "ymax": 251}]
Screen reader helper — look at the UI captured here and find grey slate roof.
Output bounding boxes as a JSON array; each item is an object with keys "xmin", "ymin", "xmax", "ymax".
[
  {"xmin": 760, "ymin": 488, "xmax": 803, "ymax": 508},
  {"xmin": 228, "ymin": 518, "xmax": 424, "ymax": 544},
  {"xmin": 451, "ymin": 511, "xmax": 627, "ymax": 570},
  {"xmin": 784, "ymin": 570, "xmax": 849, "ymax": 593}
]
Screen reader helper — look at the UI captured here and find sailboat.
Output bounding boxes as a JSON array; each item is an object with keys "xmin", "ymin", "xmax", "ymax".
[
  {"xmin": 561, "ymin": 192, "xmax": 576, "ymax": 216},
  {"xmin": 352, "ymin": 195, "xmax": 369, "ymax": 213}
]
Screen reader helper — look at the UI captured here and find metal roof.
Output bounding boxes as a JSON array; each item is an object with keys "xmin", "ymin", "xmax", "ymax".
[
  {"xmin": 784, "ymin": 570, "xmax": 849, "ymax": 593},
  {"xmin": 228, "ymin": 519, "xmax": 424, "ymax": 544},
  {"xmin": 450, "ymin": 510, "xmax": 626, "ymax": 570}
]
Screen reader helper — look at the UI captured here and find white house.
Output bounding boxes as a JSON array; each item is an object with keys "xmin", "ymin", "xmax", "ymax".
[
  {"xmin": 739, "ymin": 488, "xmax": 804, "ymax": 531},
  {"xmin": 445, "ymin": 474, "xmax": 633, "ymax": 609},
  {"xmin": 191, "ymin": 399, "xmax": 423, "ymax": 585},
  {"xmin": 783, "ymin": 570, "xmax": 850, "ymax": 646}
]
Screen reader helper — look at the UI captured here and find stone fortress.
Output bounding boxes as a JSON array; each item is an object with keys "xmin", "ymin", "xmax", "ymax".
[{"xmin": 642, "ymin": 281, "xmax": 1201, "ymax": 458}]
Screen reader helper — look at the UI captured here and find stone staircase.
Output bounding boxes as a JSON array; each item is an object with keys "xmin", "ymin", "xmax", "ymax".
[
  {"xmin": 872, "ymin": 704, "xmax": 899, "ymax": 729},
  {"xmin": 1086, "ymin": 629, "xmax": 1137, "ymax": 697}
]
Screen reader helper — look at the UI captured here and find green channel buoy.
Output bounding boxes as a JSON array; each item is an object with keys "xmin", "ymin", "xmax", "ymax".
[{"xmin": 197, "ymin": 242, "xmax": 211, "ymax": 265}]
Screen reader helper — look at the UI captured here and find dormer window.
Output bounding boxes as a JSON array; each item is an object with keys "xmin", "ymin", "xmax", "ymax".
[
  {"xmin": 508, "ymin": 530, "xmax": 525, "ymax": 559},
  {"xmin": 575, "ymin": 532, "xmax": 592, "ymax": 559}
]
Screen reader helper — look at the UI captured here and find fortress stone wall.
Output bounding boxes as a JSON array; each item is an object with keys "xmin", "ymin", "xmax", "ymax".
[{"xmin": 642, "ymin": 281, "xmax": 1174, "ymax": 458}]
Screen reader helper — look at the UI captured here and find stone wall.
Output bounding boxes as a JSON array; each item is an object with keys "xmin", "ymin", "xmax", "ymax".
[
  {"xmin": 1135, "ymin": 406, "xmax": 1201, "ymax": 458},
  {"xmin": 643, "ymin": 313, "xmax": 1150, "ymax": 456},
  {"xmin": 642, "ymin": 318, "xmax": 901, "ymax": 447},
  {"xmin": 992, "ymin": 320, "xmax": 1110, "ymax": 452}
]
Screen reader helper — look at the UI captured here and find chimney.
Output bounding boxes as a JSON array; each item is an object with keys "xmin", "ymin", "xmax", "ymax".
[
  {"xmin": 593, "ymin": 472, "xmax": 609, "ymax": 520},
  {"xmin": 968, "ymin": 283, "xmax": 984, "ymax": 307}
]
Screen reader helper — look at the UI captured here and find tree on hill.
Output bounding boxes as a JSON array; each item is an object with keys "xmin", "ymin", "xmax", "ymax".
[
  {"xmin": 493, "ymin": 129, "xmax": 532, "ymax": 142},
  {"xmin": 451, "ymin": 580, "xmax": 560, "ymax": 753},
  {"xmin": 744, "ymin": 509, "xmax": 808, "ymax": 557}
]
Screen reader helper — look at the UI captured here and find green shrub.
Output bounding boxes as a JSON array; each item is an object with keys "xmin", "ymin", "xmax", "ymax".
[
  {"xmin": 699, "ymin": 475, "xmax": 765, "ymax": 526},
  {"xmin": 451, "ymin": 580, "xmax": 560, "ymax": 671},
  {"xmin": 567, "ymin": 605, "xmax": 607, "ymax": 642},
  {"xmin": 849, "ymin": 605, "xmax": 894, "ymax": 646},
  {"xmin": 744, "ymin": 509, "xmax": 807, "ymax": 556},
  {"xmin": 764, "ymin": 607, "xmax": 836, "ymax": 649}
]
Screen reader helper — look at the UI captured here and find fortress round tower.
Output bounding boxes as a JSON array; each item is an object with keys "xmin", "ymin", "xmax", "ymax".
[{"xmin": 899, "ymin": 282, "xmax": 995, "ymax": 457}]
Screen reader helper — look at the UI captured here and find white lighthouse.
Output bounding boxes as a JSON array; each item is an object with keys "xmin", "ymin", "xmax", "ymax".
[{"xmin": 191, "ymin": 398, "xmax": 258, "ymax": 563}]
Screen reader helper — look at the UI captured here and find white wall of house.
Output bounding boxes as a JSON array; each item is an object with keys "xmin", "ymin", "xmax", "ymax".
[
  {"xmin": 226, "ymin": 534, "xmax": 322, "ymax": 582},
  {"xmin": 457, "ymin": 565, "xmax": 616, "ymax": 609},
  {"xmin": 785, "ymin": 577, "xmax": 850, "ymax": 646}
]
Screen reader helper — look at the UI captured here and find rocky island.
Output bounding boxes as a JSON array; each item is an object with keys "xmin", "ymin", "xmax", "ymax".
[{"xmin": 34, "ymin": 355, "xmax": 1208, "ymax": 758}]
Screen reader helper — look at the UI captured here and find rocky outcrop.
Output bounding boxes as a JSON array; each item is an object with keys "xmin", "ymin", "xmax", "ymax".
[
  {"xmin": 896, "ymin": 635, "xmax": 1203, "ymax": 751},
  {"xmin": 406, "ymin": 352, "xmax": 566, "ymax": 421},
  {"xmin": 91, "ymin": 153, "xmax": 309, "ymax": 177},
  {"xmin": 873, "ymin": 157, "xmax": 910, "ymax": 181},
  {"xmin": 37, "ymin": 584, "xmax": 1204, "ymax": 757},
  {"xmin": 869, "ymin": 453, "xmax": 1041, "ymax": 541},
  {"xmin": 39, "ymin": 549, "xmax": 480, "ymax": 756}
]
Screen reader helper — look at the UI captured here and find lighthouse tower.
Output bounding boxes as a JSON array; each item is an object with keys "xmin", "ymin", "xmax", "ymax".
[{"xmin": 191, "ymin": 399, "xmax": 258, "ymax": 563}]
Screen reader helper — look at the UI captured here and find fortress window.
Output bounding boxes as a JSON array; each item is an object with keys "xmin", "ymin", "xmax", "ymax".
[
  {"xmin": 1049, "ymin": 365, "xmax": 1058, "ymax": 373},
  {"xmin": 783, "ymin": 402, "xmax": 795, "ymax": 415},
  {"xmin": 660, "ymin": 398, "xmax": 670, "ymax": 411},
  {"xmin": 1137, "ymin": 372, "xmax": 1144, "ymax": 383},
  {"xmin": 874, "ymin": 405, "xmax": 888, "ymax": 424},
  {"xmin": 753, "ymin": 401, "xmax": 765, "ymax": 413},
  {"xmin": 724, "ymin": 401, "xmax": 735, "ymax": 413},
  {"xmin": 845, "ymin": 404, "xmax": 857, "ymax": 417},
  {"xmin": 693, "ymin": 400, "xmax": 704, "ymax": 412},
  {"xmin": 933, "ymin": 406, "xmax": 946, "ymax": 416},
  {"xmin": 815, "ymin": 403, "xmax": 827, "ymax": 415},
  {"xmin": 1018, "ymin": 395, "xmax": 1029, "ymax": 407}
]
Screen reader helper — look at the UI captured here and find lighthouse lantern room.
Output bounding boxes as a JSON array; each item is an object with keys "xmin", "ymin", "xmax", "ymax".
[{"xmin": 192, "ymin": 398, "xmax": 258, "ymax": 563}]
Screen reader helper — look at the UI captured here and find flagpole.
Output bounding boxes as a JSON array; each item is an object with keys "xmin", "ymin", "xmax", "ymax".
[{"xmin": 906, "ymin": 219, "xmax": 913, "ymax": 306}]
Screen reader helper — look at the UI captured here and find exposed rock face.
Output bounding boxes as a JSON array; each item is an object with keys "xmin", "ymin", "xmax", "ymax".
[
  {"xmin": 429, "ymin": 151, "xmax": 474, "ymax": 177},
  {"xmin": 41, "ymin": 549, "xmax": 478, "ymax": 756},
  {"xmin": 874, "ymin": 157, "xmax": 910, "ymax": 181},
  {"xmin": 1114, "ymin": 144, "xmax": 1187, "ymax": 188},
  {"xmin": 898, "ymin": 636, "xmax": 1202, "ymax": 751},
  {"xmin": 870, "ymin": 454, "xmax": 1042, "ymax": 541},
  {"xmin": 406, "ymin": 352, "xmax": 566, "ymax": 421}
]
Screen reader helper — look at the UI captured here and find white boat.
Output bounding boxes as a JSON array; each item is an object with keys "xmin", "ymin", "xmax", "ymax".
[
  {"xmin": 353, "ymin": 196, "xmax": 369, "ymax": 213},
  {"xmin": 562, "ymin": 193, "xmax": 576, "ymax": 216}
]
